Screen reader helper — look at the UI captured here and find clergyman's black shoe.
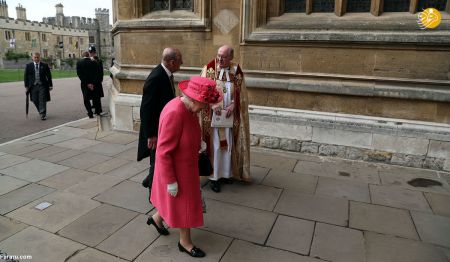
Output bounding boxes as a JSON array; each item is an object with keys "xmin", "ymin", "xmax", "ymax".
[
  {"xmin": 146, "ymin": 217, "xmax": 169, "ymax": 235},
  {"xmin": 178, "ymin": 242, "xmax": 206, "ymax": 258},
  {"xmin": 210, "ymin": 180, "xmax": 221, "ymax": 193}
]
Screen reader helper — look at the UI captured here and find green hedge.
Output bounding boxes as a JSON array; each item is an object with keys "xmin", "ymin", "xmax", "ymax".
[{"xmin": 5, "ymin": 51, "xmax": 30, "ymax": 61}]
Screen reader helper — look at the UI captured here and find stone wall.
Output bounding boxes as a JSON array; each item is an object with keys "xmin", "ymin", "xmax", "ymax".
[{"xmin": 249, "ymin": 106, "xmax": 450, "ymax": 171}]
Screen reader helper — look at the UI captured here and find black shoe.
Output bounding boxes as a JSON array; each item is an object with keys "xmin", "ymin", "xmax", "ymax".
[
  {"xmin": 178, "ymin": 242, "xmax": 205, "ymax": 258},
  {"xmin": 220, "ymin": 178, "xmax": 233, "ymax": 184},
  {"xmin": 146, "ymin": 216, "xmax": 169, "ymax": 235},
  {"xmin": 41, "ymin": 115, "xmax": 46, "ymax": 120},
  {"xmin": 210, "ymin": 180, "xmax": 221, "ymax": 193},
  {"xmin": 87, "ymin": 113, "xmax": 94, "ymax": 119},
  {"xmin": 142, "ymin": 175, "xmax": 151, "ymax": 188}
]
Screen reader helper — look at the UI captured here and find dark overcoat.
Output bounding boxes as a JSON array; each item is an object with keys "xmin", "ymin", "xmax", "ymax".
[
  {"xmin": 137, "ymin": 64, "xmax": 175, "ymax": 161},
  {"xmin": 24, "ymin": 62, "xmax": 53, "ymax": 102},
  {"xmin": 76, "ymin": 57, "xmax": 104, "ymax": 99}
]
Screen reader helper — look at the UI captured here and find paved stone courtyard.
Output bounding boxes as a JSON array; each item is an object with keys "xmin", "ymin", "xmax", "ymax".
[{"xmin": 0, "ymin": 117, "xmax": 449, "ymax": 262}]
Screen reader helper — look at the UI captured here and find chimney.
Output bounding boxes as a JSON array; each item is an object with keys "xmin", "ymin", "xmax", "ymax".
[
  {"xmin": 0, "ymin": 0, "xmax": 9, "ymax": 18},
  {"xmin": 16, "ymin": 4, "xmax": 26, "ymax": 21}
]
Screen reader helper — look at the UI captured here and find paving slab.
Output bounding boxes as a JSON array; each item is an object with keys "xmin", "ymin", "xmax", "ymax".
[
  {"xmin": 94, "ymin": 180, "xmax": 151, "ymax": 213},
  {"xmin": 30, "ymin": 133, "xmax": 75, "ymax": 144},
  {"xmin": 66, "ymin": 119, "xmax": 98, "ymax": 129},
  {"xmin": 50, "ymin": 126, "xmax": 89, "ymax": 138},
  {"xmin": 424, "ymin": 192, "xmax": 450, "ymax": 217},
  {"xmin": 365, "ymin": 231, "xmax": 448, "ymax": 262},
  {"xmin": 29, "ymin": 148, "xmax": 83, "ymax": 163},
  {"xmin": 22, "ymin": 131, "xmax": 54, "ymax": 141},
  {"xmin": 315, "ymin": 176, "xmax": 370, "ymax": 202},
  {"xmin": 349, "ymin": 201, "xmax": 418, "ymax": 240},
  {"xmin": 21, "ymin": 145, "xmax": 72, "ymax": 160},
  {"xmin": 310, "ymin": 222, "xmax": 365, "ymax": 262},
  {"xmin": 98, "ymin": 132, "xmax": 138, "ymax": 145},
  {"xmin": 221, "ymin": 239, "xmax": 324, "ymax": 262},
  {"xmin": 114, "ymin": 147, "xmax": 139, "ymax": 161},
  {"xmin": 0, "ymin": 140, "xmax": 49, "ymax": 155},
  {"xmin": 38, "ymin": 168, "xmax": 97, "ymax": 190},
  {"xmin": 275, "ymin": 190, "xmax": 349, "ymax": 226},
  {"xmin": 83, "ymin": 142, "xmax": 130, "ymax": 157},
  {"xmin": 0, "ymin": 175, "xmax": 28, "ymax": 196},
  {"xmin": 411, "ymin": 211, "xmax": 450, "ymax": 248},
  {"xmin": 250, "ymin": 165, "xmax": 270, "ymax": 184},
  {"xmin": 0, "ymin": 159, "xmax": 70, "ymax": 182},
  {"xmin": 379, "ymin": 169, "xmax": 450, "ymax": 195},
  {"xmin": 370, "ymin": 185, "xmax": 432, "ymax": 212},
  {"xmin": 203, "ymin": 183, "xmax": 282, "ymax": 211},
  {"xmin": 87, "ymin": 157, "xmax": 130, "ymax": 174},
  {"xmin": 64, "ymin": 174, "xmax": 123, "ymax": 199},
  {"xmin": 266, "ymin": 215, "xmax": 314, "ymax": 255},
  {"xmin": 203, "ymin": 199, "xmax": 276, "ymax": 244},
  {"xmin": 0, "ymin": 183, "xmax": 56, "ymax": 215},
  {"xmin": 66, "ymin": 247, "xmax": 128, "ymax": 262},
  {"xmin": 103, "ymin": 161, "xmax": 149, "ymax": 179},
  {"xmin": 262, "ymin": 170, "xmax": 318, "ymax": 194},
  {"xmin": 58, "ymin": 204, "xmax": 137, "ymax": 247},
  {"xmin": 97, "ymin": 214, "xmax": 160, "ymax": 261},
  {"xmin": 6, "ymin": 191, "xmax": 100, "ymax": 233},
  {"xmin": 135, "ymin": 228, "xmax": 232, "ymax": 262},
  {"xmin": 54, "ymin": 137, "xmax": 101, "ymax": 150},
  {"xmin": 251, "ymin": 151, "xmax": 298, "ymax": 172},
  {"xmin": 58, "ymin": 152, "xmax": 112, "ymax": 170},
  {"xmin": 0, "ymin": 216, "xmax": 27, "ymax": 242},
  {"xmin": 294, "ymin": 159, "xmax": 381, "ymax": 184},
  {"xmin": 0, "ymin": 154, "xmax": 30, "ymax": 170},
  {"xmin": 128, "ymin": 169, "xmax": 148, "ymax": 184},
  {"xmin": 0, "ymin": 226, "xmax": 85, "ymax": 262}
]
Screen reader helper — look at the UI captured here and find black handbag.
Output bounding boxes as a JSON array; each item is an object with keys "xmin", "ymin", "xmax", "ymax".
[{"xmin": 198, "ymin": 151, "xmax": 213, "ymax": 176}]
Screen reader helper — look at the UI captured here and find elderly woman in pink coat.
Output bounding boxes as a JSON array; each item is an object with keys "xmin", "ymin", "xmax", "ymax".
[{"xmin": 148, "ymin": 76, "xmax": 222, "ymax": 258}]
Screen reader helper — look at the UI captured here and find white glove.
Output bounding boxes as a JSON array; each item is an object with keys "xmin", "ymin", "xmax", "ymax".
[
  {"xmin": 167, "ymin": 182, "xmax": 178, "ymax": 197},
  {"xmin": 200, "ymin": 140, "xmax": 207, "ymax": 152}
]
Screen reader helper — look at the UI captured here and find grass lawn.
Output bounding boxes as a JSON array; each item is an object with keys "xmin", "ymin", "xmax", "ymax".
[{"xmin": 0, "ymin": 69, "xmax": 109, "ymax": 83}]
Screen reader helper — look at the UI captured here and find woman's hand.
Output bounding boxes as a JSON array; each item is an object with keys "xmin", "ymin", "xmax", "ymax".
[{"xmin": 167, "ymin": 182, "xmax": 178, "ymax": 197}]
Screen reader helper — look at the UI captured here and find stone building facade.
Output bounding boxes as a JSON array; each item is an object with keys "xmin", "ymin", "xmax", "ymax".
[
  {"xmin": 110, "ymin": 0, "xmax": 450, "ymax": 171},
  {"xmin": 0, "ymin": 1, "xmax": 111, "ymax": 63}
]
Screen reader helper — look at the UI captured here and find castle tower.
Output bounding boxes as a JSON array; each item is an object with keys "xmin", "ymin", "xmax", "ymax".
[
  {"xmin": 16, "ymin": 4, "xmax": 26, "ymax": 21},
  {"xmin": 95, "ymin": 8, "xmax": 111, "ymax": 58},
  {"xmin": 0, "ymin": 0, "xmax": 9, "ymax": 18},
  {"xmin": 55, "ymin": 3, "xmax": 64, "ymax": 26}
]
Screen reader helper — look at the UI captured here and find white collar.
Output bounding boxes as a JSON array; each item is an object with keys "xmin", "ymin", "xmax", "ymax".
[{"xmin": 161, "ymin": 63, "xmax": 172, "ymax": 78}]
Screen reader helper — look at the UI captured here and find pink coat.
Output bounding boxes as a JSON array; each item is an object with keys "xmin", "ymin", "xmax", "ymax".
[{"xmin": 150, "ymin": 97, "xmax": 203, "ymax": 228}]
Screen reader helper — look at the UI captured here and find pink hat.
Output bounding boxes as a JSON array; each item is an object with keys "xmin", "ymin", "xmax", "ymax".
[{"xmin": 179, "ymin": 76, "xmax": 222, "ymax": 104}]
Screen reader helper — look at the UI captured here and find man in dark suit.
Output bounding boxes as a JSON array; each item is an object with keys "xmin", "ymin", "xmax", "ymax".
[
  {"xmin": 24, "ymin": 52, "xmax": 53, "ymax": 120},
  {"xmin": 76, "ymin": 49, "xmax": 103, "ymax": 118},
  {"xmin": 137, "ymin": 47, "xmax": 183, "ymax": 189}
]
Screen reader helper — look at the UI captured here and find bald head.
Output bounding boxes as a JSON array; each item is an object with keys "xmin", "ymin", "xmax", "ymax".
[
  {"xmin": 217, "ymin": 45, "xmax": 234, "ymax": 69},
  {"xmin": 162, "ymin": 47, "xmax": 183, "ymax": 73}
]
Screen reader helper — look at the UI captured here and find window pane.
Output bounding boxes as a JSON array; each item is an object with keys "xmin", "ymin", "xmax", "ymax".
[
  {"xmin": 153, "ymin": 0, "xmax": 169, "ymax": 10},
  {"xmin": 174, "ymin": 0, "xmax": 192, "ymax": 9},
  {"xmin": 384, "ymin": 0, "xmax": 410, "ymax": 12},
  {"xmin": 347, "ymin": 0, "xmax": 371, "ymax": 12},
  {"xmin": 417, "ymin": 0, "xmax": 447, "ymax": 11},
  {"xmin": 313, "ymin": 0, "xmax": 335, "ymax": 12},
  {"xmin": 285, "ymin": 0, "xmax": 306, "ymax": 12}
]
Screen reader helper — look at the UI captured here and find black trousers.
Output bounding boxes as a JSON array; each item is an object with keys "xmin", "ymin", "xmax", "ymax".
[
  {"xmin": 147, "ymin": 149, "xmax": 156, "ymax": 189},
  {"xmin": 31, "ymin": 84, "xmax": 46, "ymax": 116}
]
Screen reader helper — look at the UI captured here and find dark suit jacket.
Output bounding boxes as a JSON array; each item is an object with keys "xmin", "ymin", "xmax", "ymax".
[
  {"xmin": 24, "ymin": 61, "xmax": 53, "ymax": 101},
  {"xmin": 76, "ymin": 57, "xmax": 104, "ymax": 99},
  {"xmin": 137, "ymin": 64, "xmax": 175, "ymax": 161}
]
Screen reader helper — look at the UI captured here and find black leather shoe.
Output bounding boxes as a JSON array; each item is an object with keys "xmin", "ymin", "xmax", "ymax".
[
  {"xmin": 142, "ymin": 175, "xmax": 151, "ymax": 188},
  {"xmin": 210, "ymin": 180, "xmax": 221, "ymax": 193},
  {"xmin": 87, "ymin": 113, "xmax": 94, "ymax": 119},
  {"xmin": 220, "ymin": 178, "xmax": 233, "ymax": 184},
  {"xmin": 178, "ymin": 242, "xmax": 205, "ymax": 258},
  {"xmin": 41, "ymin": 115, "xmax": 46, "ymax": 120},
  {"xmin": 146, "ymin": 217, "xmax": 169, "ymax": 235}
]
